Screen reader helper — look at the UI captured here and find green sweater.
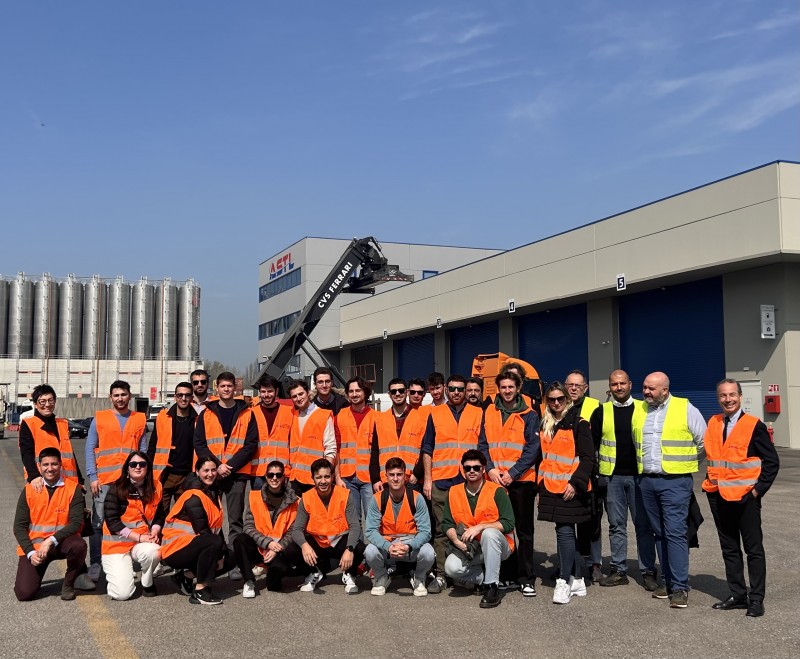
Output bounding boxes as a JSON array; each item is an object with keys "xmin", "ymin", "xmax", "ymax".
[{"xmin": 440, "ymin": 483, "xmax": 515, "ymax": 535}]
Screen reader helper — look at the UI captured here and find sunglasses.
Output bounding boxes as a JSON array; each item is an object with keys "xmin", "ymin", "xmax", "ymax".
[
  {"xmin": 389, "ymin": 388, "xmax": 406, "ymax": 395},
  {"xmin": 192, "ymin": 379, "xmax": 207, "ymax": 385},
  {"xmin": 409, "ymin": 390, "xmax": 425, "ymax": 396},
  {"xmin": 447, "ymin": 386, "xmax": 466, "ymax": 392},
  {"xmin": 175, "ymin": 393, "xmax": 193, "ymax": 399},
  {"xmin": 129, "ymin": 461, "xmax": 148, "ymax": 469},
  {"xmin": 266, "ymin": 472, "xmax": 284, "ymax": 480},
  {"xmin": 462, "ymin": 464, "xmax": 483, "ymax": 473},
  {"xmin": 547, "ymin": 396, "xmax": 566, "ymax": 404}
]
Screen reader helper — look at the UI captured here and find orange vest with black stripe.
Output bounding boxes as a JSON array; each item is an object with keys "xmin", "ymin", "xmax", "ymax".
[
  {"xmin": 337, "ymin": 407, "xmax": 375, "ymax": 482},
  {"xmin": 302, "ymin": 485, "xmax": 349, "ymax": 548},
  {"xmin": 702, "ymin": 413, "xmax": 762, "ymax": 501},
  {"xmin": 447, "ymin": 482, "xmax": 515, "ymax": 552},
  {"xmin": 102, "ymin": 481, "xmax": 163, "ymax": 555},
  {"xmin": 484, "ymin": 404, "xmax": 536, "ymax": 482},
  {"xmin": 250, "ymin": 404, "xmax": 293, "ymax": 478},
  {"xmin": 21, "ymin": 416, "xmax": 79, "ymax": 483},
  {"xmin": 375, "ymin": 408, "xmax": 426, "ymax": 479},
  {"xmin": 201, "ymin": 406, "xmax": 254, "ymax": 476},
  {"xmin": 160, "ymin": 489, "xmax": 223, "ymax": 559},
  {"xmin": 376, "ymin": 490, "xmax": 418, "ymax": 541},
  {"xmin": 290, "ymin": 408, "xmax": 333, "ymax": 485},
  {"xmin": 248, "ymin": 490, "xmax": 298, "ymax": 557},
  {"xmin": 95, "ymin": 410, "xmax": 147, "ymax": 485},
  {"xmin": 430, "ymin": 404, "xmax": 482, "ymax": 481},
  {"xmin": 539, "ymin": 426, "xmax": 591, "ymax": 494},
  {"xmin": 17, "ymin": 480, "xmax": 80, "ymax": 556}
]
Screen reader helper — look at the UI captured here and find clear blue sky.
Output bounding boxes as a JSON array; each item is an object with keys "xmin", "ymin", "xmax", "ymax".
[{"xmin": 2, "ymin": 1, "xmax": 797, "ymax": 369}]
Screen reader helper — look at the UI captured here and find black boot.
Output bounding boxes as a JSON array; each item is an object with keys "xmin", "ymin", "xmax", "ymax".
[{"xmin": 479, "ymin": 583, "xmax": 501, "ymax": 608}]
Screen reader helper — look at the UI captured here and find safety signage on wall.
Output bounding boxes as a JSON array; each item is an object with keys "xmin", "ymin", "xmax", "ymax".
[{"xmin": 760, "ymin": 304, "xmax": 775, "ymax": 339}]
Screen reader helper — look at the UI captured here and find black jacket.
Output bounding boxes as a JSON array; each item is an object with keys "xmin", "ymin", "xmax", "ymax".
[
  {"xmin": 172, "ymin": 473, "xmax": 223, "ymax": 536},
  {"xmin": 103, "ymin": 482, "xmax": 167, "ymax": 534},
  {"xmin": 192, "ymin": 400, "xmax": 258, "ymax": 476}
]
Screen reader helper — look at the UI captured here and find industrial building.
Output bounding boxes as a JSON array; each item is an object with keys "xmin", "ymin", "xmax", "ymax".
[{"xmin": 0, "ymin": 274, "xmax": 202, "ymax": 408}]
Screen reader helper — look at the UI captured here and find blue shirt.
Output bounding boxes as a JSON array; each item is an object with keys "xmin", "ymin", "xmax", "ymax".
[
  {"xmin": 85, "ymin": 411, "xmax": 148, "ymax": 481},
  {"xmin": 364, "ymin": 490, "xmax": 432, "ymax": 552}
]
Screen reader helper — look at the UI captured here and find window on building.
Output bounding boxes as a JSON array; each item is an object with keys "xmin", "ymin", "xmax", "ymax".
[
  {"xmin": 258, "ymin": 310, "xmax": 301, "ymax": 339},
  {"xmin": 422, "ymin": 270, "xmax": 438, "ymax": 279},
  {"xmin": 259, "ymin": 268, "xmax": 302, "ymax": 302}
]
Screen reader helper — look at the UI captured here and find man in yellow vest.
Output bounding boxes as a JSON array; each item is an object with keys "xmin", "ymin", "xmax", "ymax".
[
  {"xmin": 635, "ymin": 371, "xmax": 706, "ymax": 609},
  {"xmin": 703, "ymin": 379, "xmax": 779, "ymax": 617}
]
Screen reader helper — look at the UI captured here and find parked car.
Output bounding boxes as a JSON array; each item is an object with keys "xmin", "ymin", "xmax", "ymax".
[{"xmin": 68, "ymin": 418, "xmax": 91, "ymax": 439}]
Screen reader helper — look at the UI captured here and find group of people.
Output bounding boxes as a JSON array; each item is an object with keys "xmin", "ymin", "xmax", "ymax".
[{"xmin": 13, "ymin": 365, "xmax": 780, "ymax": 616}]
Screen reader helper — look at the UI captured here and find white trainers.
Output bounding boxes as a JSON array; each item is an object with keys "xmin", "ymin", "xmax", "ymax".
[
  {"xmin": 569, "ymin": 576, "xmax": 587, "ymax": 597},
  {"xmin": 242, "ymin": 580, "xmax": 256, "ymax": 599},
  {"xmin": 410, "ymin": 576, "xmax": 428, "ymax": 597},
  {"xmin": 251, "ymin": 564, "xmax": 265, "ymax": 577},
  {"xmin": 371, "ymin": 574, "xmax": 390, "ymax": 596},
  {"xmin": 87, "ymin": 563, "xmax": 102, "ymax": 582},
  {"xmin": 552, "ymin": 578, "xmax": 572, "ymax": 604},
  {"xmin": 299, "ymin": 569, "xmax": 323, "ymax": 592},
  {"xmin": 342, "ymin": 572, "xmax": 359, "ymax": 594}
]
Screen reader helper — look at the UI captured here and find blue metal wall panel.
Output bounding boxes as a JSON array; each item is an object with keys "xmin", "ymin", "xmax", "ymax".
[
  {"xmin": 449, "ymin": 321, "xmax": 499, "ymax": 377},
  {"xmin": 396, "ymin": 333, "xmax": 435, "ymax": 382},
  {"xmin": 619, "ymin": 277, "xmax": 724, "ymax": 419},
  {"xmin": 517, "ymin": 304, "xmax": 589, "ymax": 385}
]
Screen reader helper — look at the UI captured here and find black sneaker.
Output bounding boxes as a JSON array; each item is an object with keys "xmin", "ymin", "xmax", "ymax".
[
  {"xmin": 653, "ymin": 584, "xmax": 671, "ymax": 599},
  {"xmin": 189, "ymin": 588, "xmax": 222, "ymax": 605},
  {"xmin": 600, "ymin": 571, "xmax": 630, "ymax": 587},
  {"xmin": 479, "ymin": 583, "xmax": 501, "ymax": 608},
  {"xmin": 142, "ymin": 584, "xmax": 158, "ymax": 597},
  {"xmin": 497, "ymin": 580, "xmax": 519, "ymax": 591},
  {"xmin": 60, "ymin": 584, "xmax": 76, "ymax": 601},
  {"xmin": 642, "ymin": 571, "xmax": 659, "ymax": 592},
  {"xmin": 171, "ymin": 570, "xmax": 194, "ymax": 596}
]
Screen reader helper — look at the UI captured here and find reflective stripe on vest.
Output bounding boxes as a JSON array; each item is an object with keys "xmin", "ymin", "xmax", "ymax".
[
  {"xmin": 102, "ymin": 481, "xmax": 163, "ymax": 554},
  {"xmin": 160, "ymin": 489, "xmax": 222, "ymax": 559},
  {"xmin": 632, "ymin": 397, "xmax": 699, "ymax": 474},
  {"xmin": 430, "ymin": 405, "xmax": 482, "ymax": 481},
  {"xmin": 538, "ymin": 427, "xmax": 591, "ymax": 493},
  {"xmin": 484, "ymin": 404, "xmax": 536, "ymax": 482},
  {"xmin": 598, "ymin": 401, "xmax": 646, "ymax": 476},
  {"xmin": 95, "ymin": 410, "xmax": 146, "ymax": 485},
  {"xmin": 701, "ymin": 413, "xmax": 762, "ymax": 500},
  {"xmin": 200, "ymin": 406, "xmax": 254, "ymax": 475},
  {"xmin": 337, "ymin": 407, "xmax": 376, "ymax": 482},
  {"xmin": 290, "ymin": 408, "xmax": 333, "ymax": 485},
  {"xmin": 22, "ymin": 417, "xmax": 80, "ymax": 483},
  {"xmin": 447, "ymin": 482, "xmax": 514, "ymax": 552},
  {"xmin": 152, "ymin": 410, "xmax": 175, "ymax": 478},
  {"xmin": 302, "ymin": 485, "xmax": 349, "ymax": 548},
  {"xmin": 18, "ymin": 480, "xmax": 80, "ymax": 556},
  {"xmin": 250, "ymin": 404, "xmax": 293, "ymax": 478},
  {"xmin": 375, "ymin": 490, "xmax": 418, "ymax": 541},
  {"xmin": 247, "ymin": 489, "xmax": 298, "ymax": 555},
  {"xmin": 374, "ymin": 407, "xmax": 425, "ymax": 479}
]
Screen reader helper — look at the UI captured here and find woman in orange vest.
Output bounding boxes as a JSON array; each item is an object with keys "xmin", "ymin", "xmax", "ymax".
[
  {"xmin": 537, "ymin": 382, "xmax": 595, "ymax": 605},
  {"xmin": 101, "ymin": 451, "xmax": 164, "ymax": 600},
  {"xmin": 161, "ymin": 457, "xmax": 234, "ymax": 605}
]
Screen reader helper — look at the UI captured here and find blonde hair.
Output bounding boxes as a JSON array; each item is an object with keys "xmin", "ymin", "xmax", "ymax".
[{"xmin": 541, "ymin": 382, "xmax": 573, "ymax": 437}]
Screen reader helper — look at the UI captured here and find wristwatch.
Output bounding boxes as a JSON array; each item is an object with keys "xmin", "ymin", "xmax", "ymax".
[{"xmin": 347, "ymin": 545, "xmax": 355, "ymax": 552}]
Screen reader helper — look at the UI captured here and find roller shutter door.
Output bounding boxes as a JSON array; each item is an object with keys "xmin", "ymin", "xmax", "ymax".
[
  {"xmin": 619, "ymin": 276, "xmax": 724, "ymax": 419},
  {"xmin": 517, "ymin": 304, "xmax": 589, "ymax": 385},
  {"xmin": 396, "ymin": 333, "xmax": 435, "ymax": 382},
  {"xmin": 450, "ymin": 321, "xmax": 499, "ymax": 376}
]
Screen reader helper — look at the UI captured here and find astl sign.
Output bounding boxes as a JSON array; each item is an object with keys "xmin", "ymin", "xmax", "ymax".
[{"xmin": 269, "ymin": 252, "xmax": 294, "ymax": 280}]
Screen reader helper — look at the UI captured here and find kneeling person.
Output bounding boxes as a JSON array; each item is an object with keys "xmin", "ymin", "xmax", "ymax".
[
  {"xmin": 365, "ymin": 457, "xmax": 434, "ymax": 597},
  {"xmin": 443, "ymin": 450, "xmax": 516, "ymax": 608}
]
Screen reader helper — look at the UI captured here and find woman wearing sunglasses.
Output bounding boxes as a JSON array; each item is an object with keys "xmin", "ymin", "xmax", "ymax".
[
  {"xmin": 101, "ymin": 451, "xmax": 164, "ymax": 600},
  {"xmin": 537, "ymin": 382, "xmax": 595, "ymax": 605}
]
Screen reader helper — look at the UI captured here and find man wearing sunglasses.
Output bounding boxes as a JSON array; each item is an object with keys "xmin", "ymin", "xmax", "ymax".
[
  {"xmin": 421, "ymin": 374, "xmax": 483, "ymax": 593},
  {"xmin": 190, "ymin": 369, "xmax": 213, "ymax": 414},
  {"xmin": 407, "ymin": 379, "xmax": 428, "ymax": 411},
  {"xmin": 234, "ymin": 460, "xmax": 302, "ymax": 598},
  {"xmin": 148, "ymin": 381, "xmax": 198, "ymax": 519},
  {"xmin": 442, "ymin": 450, "xmax": 515, "ymax": 609}
]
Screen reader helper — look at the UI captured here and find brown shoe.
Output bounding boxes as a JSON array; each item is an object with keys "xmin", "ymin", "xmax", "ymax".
[{"xmin": 61, "ymin": 584, "xmax": 76, "ymax": 601}]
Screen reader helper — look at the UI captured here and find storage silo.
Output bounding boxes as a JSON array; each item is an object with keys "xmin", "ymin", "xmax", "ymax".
[
  {"xmin": 177, "ymin": 279, "xmax": 200, "ymax": 359},
  {"xmin": 58, "ymin": 275, "xmax": 83, "ymax": 357},
  {"xmin": 155, "ymin": 278, "xmax": 178, "ymax": 359},
  {"xmin": 8, "ymin": 273, "xmax": 34, "ymax": 357},
  {"xmin": 131, "ymin": 277, "xmax": 155, "ymax": 359},
  {"xmin": 107, "ymin": 276, "xmax": 132, "ymax": 359},
  {"xmin": 82, "ymin": 275, "xmax": 108, "ymax": 359},
  {"xmin": 0, "ymin": 277, "xmax": 9, "ymax": 355},
  {"xmin": 33, "ymin": 274, "xmax": 59, "ymax": 358}
]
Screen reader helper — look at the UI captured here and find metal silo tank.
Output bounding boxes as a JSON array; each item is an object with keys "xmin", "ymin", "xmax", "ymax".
[
  {"xmin": 155, "ymin": 279, "xmax": 178, "ymax": 359},
  {"xmin": 8, "ymin": 273, "xmax": 34, "ymax": 357},
  {"xmin": 131, "ymin": 277, "xmax": 155, "ymax": 359},
  {"xmin": 82, "ymin": 275, "xmax": 108, "ymax": 359},
  {"xmin": 33, "ymin": 274, "xmax": 59, "ymax": 358},
  {"xmin": 58, "ymin": 275, "xmax": 83, "ymax": 357},
  {"xmin": 177, "ymin": 279, "xmax": 201, "ymax": 359},
  {"xmin": 0, "ymin": 277, "xmax": 10, "ymax": 354},
  {"xmin": 107, "ymin": 277, "xmax": 132, "ymax": 359}
]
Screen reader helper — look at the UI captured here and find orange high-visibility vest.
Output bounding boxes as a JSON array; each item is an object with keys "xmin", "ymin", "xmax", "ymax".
[
  {"xmin": 337, "ymin": 406, "xmax": 375, "ymax": 482},
  {"xmin": 430, "ymin": 405, "xmax": 482, "ymax": 481},
  {"xmin": 375, "ymin": 489, "xmax": 418, "ymax": 541},
  {"xmin": 290, "ymin": 408, "xmax": 333, "ymax": 485},
  {"xmin": 247, "ymin": 490, "xmax": 298, "ymax": 557},
  {"xmin": 302, "ymin": 485, "xmax": 349, "ymax": 548},
  {"xmin": 17, "ymin": 480, "xmax": 80, "ymax": 556},
  {"xmin": 702, "ymin": 414, "xmax": 762, "ymax": 501},
  {"xmin": 447, "ymin": 481, "xmax": 515, "ymax": 552},
  {"xmin": 102, "ymin": 481, "xmax": 163, "ymax": 555},
  {"xmin": 200, "ymin": 406, "xmax": 254, "ymax": 476},
  {"xmin": 538, "ymin": 426, "xmax": 591, "ymax": 494},
  {"xmin": 95, "ymin": 410, "xmax": 147, "ymax": 485},
  {"xmin": 21, "ymin": 416, "xmax": 79, "ymax": 483},
  {"xmin": 160, "ymin": 488, "xmax": 223, "ymax": 559},
  {"xmin": 483, "ymin": 404, "xmax": 536, "ymax": 482},
  {"xmin": 375, "ymin": 408, "xmax": 426, "ymax": 479},
  {"xmin": 250, "ymin": 404, "xmax": 293, "ymax": 478}
]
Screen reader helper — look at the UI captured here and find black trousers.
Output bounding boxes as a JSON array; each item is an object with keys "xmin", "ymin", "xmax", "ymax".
[
  {"xmin": 157, "ymin": 471, "xmax": 189, "ymax": 521},
  {"xmin": 499, "ymin": 481, "xmax": 536, "ymax": 583},
  {"xmin": 232, "ymin": 534, "xmax": 303, "ymax": 590},
  {"xmin": 218, "ymin": 476, "xmax": 248, "ymax": 548},
  {"xmin": 707, "ymin": 491, "xmax": 766, "ymax": 602},
  {"xmin": 300, "ymin": 535, "xmax": 365, "ymax": 577},
  {"xmin": 163, "ymin": 533, "xmax": 234, "ymax": 584}
]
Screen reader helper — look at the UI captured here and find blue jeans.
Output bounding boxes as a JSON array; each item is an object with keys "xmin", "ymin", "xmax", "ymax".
[
  {"xmin": 343, "ymin": 476, "xmax": 374, "ymax": 541},
  {"xmin": 607, "ymin": 474, "xmax": 656, "ymax": 574},
  {"xmin": 638, "ymin": 474, "xmax": 693, "ymax": 592},
  {"xmin": 556, "ymin": 523, "xmax": 583, "ymax": 581}
]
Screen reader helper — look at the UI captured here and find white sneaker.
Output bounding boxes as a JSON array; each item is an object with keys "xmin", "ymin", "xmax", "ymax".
[
  {"xmin": 300, "ymin": 569, "xmax": 323, "ymax": 592},
  {"xmin": 153, "ymin": 563, "xmax": 173, "ymax": 577},
  {"xmin": 87, "ymin": 563, "xmax": 102, "ymax": 582},
  {"xmin": 242, "ymin": 580, "xmax": 256, "ymax": 599},
  {"xmin": 342, "ymin": 572, "xmax": 359, "ymax": 594},
  {"xmin": 371, "ymin": 574, "xmax": 389, "ymax": 596},
  {"xmin": 410, "ymin": 576, "xmax": 428, "ymax": 597},
  {"xmin": 553, "ymin": 578, "xmax": 571, "ymax": 604},
  {"xmin": 569, "ymin": 576, "xmax": 587, "ymax": 597},
  {"xmin": 251, "ymin": 564, "xmax": 265, "ymax": 577}
]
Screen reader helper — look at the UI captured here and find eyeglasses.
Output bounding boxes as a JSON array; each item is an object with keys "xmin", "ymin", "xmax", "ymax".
[
  {"xmin": 36, "ymin": 398, "xmax": 56, "ymax": 406},
  {"xmin": 266, "ymin": 472, "xmax": 284, "ymax": 480},
  {"xmin": 565, "ymin": 383, "xmax": 586, "ymax": 389},
  {"xmin": 462, "ymin": 464, "xmax": 483, "ymax": 473},
  {"xmin": 175, "ymin": 393, "xmax": 193, "ymax": 399},
  {"xmin": 447, "ymin": 386, "xmax": 466, "ymax": 392},
  {"xmin": 129, "ymin": 461, "xmax": 148, "ymax": 469},
  {"xmin": 409, "ymin": 390, "xmax": 425, "ymax": 396},
  {"xmin": 192, "ymin": 379, "xmax": 207, "ymax": 385},
  {"xmin": 389, "ymin": 388, "xmax": 406, "ymax": 395},
  {"xmin": 547, "ymin": 396, "xmax": 566, "ymax": 404}
]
